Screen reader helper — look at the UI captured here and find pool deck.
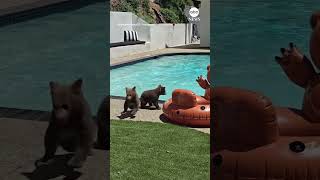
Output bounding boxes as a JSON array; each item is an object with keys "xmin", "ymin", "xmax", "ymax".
[
  {"xmin": 0, "ymin": 108, "xmax": 109, "ymax": 180},
  {"xmin": 110, "ymin": 97, "xmax": 210, "ymax": 134},
  {"xmin": 110, "ymin": 46, "xmax": 210, "ymax": 67}
]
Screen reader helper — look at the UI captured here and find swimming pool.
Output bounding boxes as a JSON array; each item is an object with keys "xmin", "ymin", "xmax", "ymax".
[
  {"xmin": 0, "ymin": 2, "xmax": 107, "ymax": 112},
  {"xmin": 213, "ymin": 0, "xmax": 318, "ymax": 108},
  {"xmin": 110, "ymin": 54, "xmax": 210, "ymax": 101}
]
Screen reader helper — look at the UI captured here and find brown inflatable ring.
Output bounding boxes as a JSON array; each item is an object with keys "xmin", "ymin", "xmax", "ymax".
[{"xmin": 163, "ymin": 89, "xmax": 210, "ymax": 127}]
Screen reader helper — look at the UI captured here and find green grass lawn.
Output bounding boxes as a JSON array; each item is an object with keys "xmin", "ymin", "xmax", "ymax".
[{"xmin": 110, "ymin": 120, "xmax": 210, "ymax": 180}]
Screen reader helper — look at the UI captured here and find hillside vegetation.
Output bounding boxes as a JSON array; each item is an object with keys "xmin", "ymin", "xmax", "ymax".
[{"xmin": 111, "ymin": 0, "xmax": 194, "ymax": 24}]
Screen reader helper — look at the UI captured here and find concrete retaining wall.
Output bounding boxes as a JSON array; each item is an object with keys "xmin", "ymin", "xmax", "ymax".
[
  {"xmin": 110, "ymin": 11, "xmax": 193, "ymax": 58},
  {"xmin": 149, "ymin": 24, "xmax": 191, "ymax": 49},
  {"xmin": 110, "ymin": 12, "xmax": 147, "ymax": 43},
  {"xmin": 110, "ymin": 42, "xmax": 151, "ymax": 59}
]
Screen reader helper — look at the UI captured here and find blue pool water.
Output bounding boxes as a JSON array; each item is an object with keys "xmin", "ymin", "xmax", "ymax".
[
  {"xmin": 0, "ymin": 3, "xmax": 107, "ymax": 112},
  {"xmin": 212, "ymin": 0, "xmax": 318, "ymax": 108},
  {"xmin": 110, "ymin": 55, "xmax": 210, "ymax": 100}
]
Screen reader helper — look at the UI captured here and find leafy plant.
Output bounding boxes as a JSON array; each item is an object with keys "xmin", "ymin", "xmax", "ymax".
[
  {"xmin": 142, "ymin": 0, "xmax": 151, "ymax": 14},
  {"xmin": 126, "ymin": 0, "xmax": 140, "ymax": 12},
  {"xmin": 143, "ymin": 14, "xmax": 156, "ymax": 24},
  {"xmin": 137, "ymin": 11, "xmax": 155, "ymax": 24},
  {"xmin": 158, "ymin": 0, "xmax": 193, "ymax": 23},
  {"xmin": 160, "ymin": 8, "xmax": 180, "ymax": 23},
  {"xmin": 158, "ymin": 0, "xmax": 193, "ymax": 11},
  {"xmin": 111, "ymin": 0, "xmax": 134, "ymax": 12},
  {"xmin": 111, "ymin": 0, "xmax": 193, "ymax": 23}
]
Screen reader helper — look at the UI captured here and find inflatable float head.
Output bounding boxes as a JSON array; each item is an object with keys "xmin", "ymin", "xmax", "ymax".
[{"xmin": 310, "ymin": 11, "xmax": 320, "ymax": 69}]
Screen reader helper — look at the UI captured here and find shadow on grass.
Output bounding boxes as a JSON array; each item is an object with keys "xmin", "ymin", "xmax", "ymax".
[
  {"xmin": 118, "ymin": 107, "xmax": 162, "ymax": 119},
  {"xmin": 159, "ymin": 114, "xmax": 185, "ymax": 127},
  {"xmin": 21, "ymin": 154, "xmax": 82, "ymax": 180},
  {"xmin": 117, "ymin": 111, "xmax": 136, "ymax": 119},
  {"xmin": 140, "ymin": 105, "xmax": 161, "ymax": 110},
  {"xmin": 160, "ymin": 113, "xmax": 211, "ymax": 129},
  {"xmin": 159, "ymin": 114, "xmax": 170, "ymax": 124}
]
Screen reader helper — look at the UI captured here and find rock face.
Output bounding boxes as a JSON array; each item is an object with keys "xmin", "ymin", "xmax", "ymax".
[
  {"xmin": 150, "ymin": 2, "xmax": 166, "ymax": 23},
  {"xmin": 110, "ymin": 0, "xmax": 120, "ymax": 8}
]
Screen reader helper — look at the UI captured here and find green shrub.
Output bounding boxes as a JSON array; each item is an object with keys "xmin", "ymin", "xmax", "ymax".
[
  {"xmin": 111, "ymin": 0, "xmax": 134, "ymax": 12},
  {"xmin": 158, "ymin": 0, "xmax": 193, "ymax": 10},
  {"xmin": 126, "ymin": 0, "xmax": 140, "ymax": 12},
  {"xmin": 160, "ymin": 8, "xmax": 180, "ymax": 23},
  {"xmin": 111, "ymin": 0, "xmax": 193, "ymax": 23},
  {"xmin": 141, "ymin": 0, "xmax": 151, "ymax": 14},
  {"xmin": 143, "ymin": 15, "xmax": 156, "ymax": 24},
  {"xmin": 137, "ymin": 11, "xmax": 155, "ymax": 24},
  {"xmin": 158, "ymin": 0, "xmax": 193, "ymax": 23}
]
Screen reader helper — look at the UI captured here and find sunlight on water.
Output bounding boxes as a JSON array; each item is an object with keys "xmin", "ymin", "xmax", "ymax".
[{"xmin": 111, "ymin": 55, "xmax": 210, "ymax": 101}]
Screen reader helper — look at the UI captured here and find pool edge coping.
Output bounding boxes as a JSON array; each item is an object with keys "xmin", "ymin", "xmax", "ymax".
[{"xmin": 110, "ymin": 51, "xmax": 210, "ymax": 69}]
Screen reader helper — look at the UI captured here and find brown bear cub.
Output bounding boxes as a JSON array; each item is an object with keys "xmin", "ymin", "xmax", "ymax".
[
  {"xmin": 140, "ymin": 85, "xmax": 166, "ymax": 110},
  {"xmin": 122, "ymin": 86, "xmax": 140, "ymax": 116},
  {"xmin": 36, "ymin": 79, "xmax": 96, "ymax": 168}
]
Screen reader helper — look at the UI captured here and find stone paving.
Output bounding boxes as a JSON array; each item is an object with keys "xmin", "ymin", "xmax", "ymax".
[
  {"xmin": 0, "ymin": 117, "xmax": 109, "ymax": 180},
  {"xmin": 110, "ymin": 98, "xmax": 210, "ymax": 134}
]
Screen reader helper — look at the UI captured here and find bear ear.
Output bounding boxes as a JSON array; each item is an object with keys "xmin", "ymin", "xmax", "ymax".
[
  {"xmin": 207, "ymin": 65, "xmax": 210, "ymax": 71},
  {"xmin": 132, "ymin": 86, "xmax": 136, "ymax": 91},
  {"xmin": 125, "ymin": 87, "xmax": 129, "ymax": 93},
  {"xmin": 49, "ymin": 81, "xmax": 57, "ymax": 91},
  {"xmin": 72, "ymin": 78, "xmax": 83, "ymax": 93}
]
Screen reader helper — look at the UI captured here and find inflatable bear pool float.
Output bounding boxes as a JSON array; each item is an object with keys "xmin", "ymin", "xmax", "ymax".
[{"xmin": 212, "ymin": 11, "xmax": 320, "ymax": 179}]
